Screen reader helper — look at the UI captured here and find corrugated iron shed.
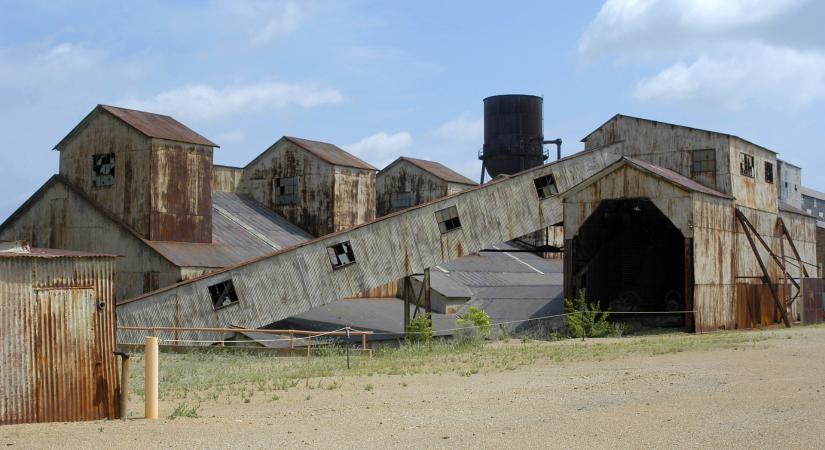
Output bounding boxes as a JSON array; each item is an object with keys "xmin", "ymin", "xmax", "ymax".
[
  {"xmin": 0, "ymin": 246, "xmax": 119, "ymax": 424},
  {"xmin": 54, "ymin": 104, "xmax": 218, "ymax": 150}
]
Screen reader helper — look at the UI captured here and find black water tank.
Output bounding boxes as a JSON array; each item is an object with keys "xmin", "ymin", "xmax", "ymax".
[{"xmin": 480, "ymin": 94, "xmax": 546, "ymax": 179}]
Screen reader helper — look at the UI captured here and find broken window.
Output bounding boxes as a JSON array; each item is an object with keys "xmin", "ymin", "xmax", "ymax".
[
  {"xmin": 91, "ymin": 153, "xmax": 116, "ymax": 188},
  {"xmin": 327, "ymin": 241, "xmax": 356, "ymax": 269},
  {"xmin": 533, "ymin": 174, "xmax": 559, "ymax": 199},
  {"xmin": 274, "ymin": 177, "xmax": 299, "ymax": 205},
  {"xmin": 208, "ymin": 279, "xmax": 239, "ymax": 310},
  {"xmin": 740, "ymin": 153, "xmax": 755, "ymax": 178},
  {"xmin": 143, "ymin": 271, "xmax": 160, "ymax": 294},
  {"xmin": 435, "ymin": 206, "xmax": 461, "ymax": 233},
  {"xmin": 390, "ymin": 192, "xmax": 413, "ymax": 210},
  {"xmin": 764, "ymin": 162, "xmax": 774, "ymax": 183},
  {"xmin": 691, "ymin": 149, "xmax": 716, "ymax": 174}
]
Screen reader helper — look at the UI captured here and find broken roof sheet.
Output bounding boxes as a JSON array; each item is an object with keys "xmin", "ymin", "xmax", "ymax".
[
  {"xmin": 381, "ymin": 157, "xmax": 477, "ymax": 185},
  {"xmin": 284, "ymin": 136, "xmax": 377, "ymax": 171},
  {"xmin": 55, "ymin": 105, "xmax": 218, "ymax": 150}
]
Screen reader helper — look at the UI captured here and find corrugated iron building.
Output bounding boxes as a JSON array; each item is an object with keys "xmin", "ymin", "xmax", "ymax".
[
  {"xmin": 243, "ymin": 136, "xmax": 377, "ymax": 237},
  {"xmin": 0, "ymin": 241, "xmax": 119, "ymax": 424},
  {"xmin": 580, "ymin": 115, "xmax": 819, "ymax": 331},
  {"xmin": 376, "ymin": 156, "xmax": 477, "ymax": 217}
]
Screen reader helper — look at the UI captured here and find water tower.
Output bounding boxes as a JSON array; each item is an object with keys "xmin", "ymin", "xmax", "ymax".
[{"xmin": 479, "ymin": 94, "xmax": 561, "ymax": 183}]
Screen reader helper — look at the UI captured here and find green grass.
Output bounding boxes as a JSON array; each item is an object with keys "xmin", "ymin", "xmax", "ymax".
[
  {"xmin": 168, "ymin": 402, "xmax": 199, "ymax": 419},
  {"xmin": 127, "ymin": 328, "xmax": 782, "ymax": 404}
]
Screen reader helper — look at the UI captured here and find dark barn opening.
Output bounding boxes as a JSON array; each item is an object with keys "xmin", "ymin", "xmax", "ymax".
[{"xmin": 570, "ymin": 198, "xmax": 687, "ymax": 328}]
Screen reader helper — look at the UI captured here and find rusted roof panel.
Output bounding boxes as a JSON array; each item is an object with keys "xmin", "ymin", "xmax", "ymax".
[
  {"xmin": 146, "ymin": 192, "xmax": 313, "ymax": 268},
  {"xmin": 382, "ymin": 157, "xmax": 477, "ymax": 185},
  {"xmin": 54, "ymin": 105, "xmax": 217, "ymax": 150},
  {"xmin": 284, "ymin": 136, "xmax": 377, "ymax": 171},
  {"xmin": 0, "ymin": 247, "xmax": 117, "ymax": 258}
]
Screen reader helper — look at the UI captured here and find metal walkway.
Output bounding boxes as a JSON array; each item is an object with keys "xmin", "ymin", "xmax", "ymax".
[{"xmin": 117, "ymin": 147, "xmax": 621, "ymax": 343}]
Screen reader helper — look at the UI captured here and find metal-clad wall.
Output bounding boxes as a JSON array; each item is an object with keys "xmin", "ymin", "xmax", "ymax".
[
  {"xmin": 584, "ymin": 116, "xmax": 733, "ymax": 196},
  {"xmin": 244, "ymin": 140, "xmax": 335, "ymax": 237},
  {"xmin": 212, "ymin": 166, "xmax": 245, "ymax": 193},
  {"xmin": 117, "ymin": 148, "xmax": 622, "ymax": 343},
  {"xmin": 0, "ymin": 181, "xmax": 181, "ymax": 301},
  {"xmin": 376, "ymin": 161, "xmax": 449, "ymax": 217},
  {"xmin": 0, "ymin": 255, "xmax": 118, "ymax": 424},
  {"xmin": 333, "ymin": 166, "xmax": 376, "ymax": 232},
  {"xmin": 778, "ymin": 161, "xmax": 803, "ymax": 209},
  {"xmin": 729, "ymin": 137, "xmax": 779, "ymax": 214},
  {"xmin": 692, "ymin": 194, "xmax": 737, "ymax": 331},
  {"xmin": 149, "ymin": 138, "xmax": 214, "ymax": 243},
  {"xmin": 58, "ymin": 110, "xmax": 152, "ymax": 237}
]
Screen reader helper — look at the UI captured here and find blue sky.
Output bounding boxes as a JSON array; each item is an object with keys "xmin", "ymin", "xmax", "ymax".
[{"xmin": 2, "ymin": 0, "xmax": 825, "ymax": 221}]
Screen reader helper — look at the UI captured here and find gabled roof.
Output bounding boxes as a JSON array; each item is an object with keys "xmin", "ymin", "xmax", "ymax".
[
  {"xmin": 581, "ymin": 114, "xmax": 776, "ymax": 155},
  {"xmin": 563, "ymin": 157, "xmax": 733, "ymax": 200},
  {"xmin": 54, "ymin": 104, "xmax": 218, "ymax": 150},
  {"xmin": 254, "ymin": 136, "xmax": 377, "ymax": 171},
  {"xmin": 379, "ymin": 157, "xmax": 477, "ymax": 185}
]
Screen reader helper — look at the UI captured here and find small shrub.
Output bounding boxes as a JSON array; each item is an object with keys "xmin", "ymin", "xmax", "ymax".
[
  {"xmin": 364, "ymin": 384, "xmax": 374, "ymax": 391},
  {"xmin": 168, "ymin": 402, "xmax": 199, "ymax": 419},
  {"xmin": 406, "ymin": 314, "xmax": 435, "ymax": 344},
  {"xmin": 456, "ymin": 307, "xmax": 492, "ymax": 338},
  {"xmin": 564, "ymin": 289, "xmax": 611, "ymax": 339}
]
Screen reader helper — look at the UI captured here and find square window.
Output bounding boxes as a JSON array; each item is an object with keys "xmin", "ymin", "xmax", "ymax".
[
  {"xmin": 274, "ymin": 177, "xmax": 299, "ymax": 205},
  {"xmin": 390, "ymin": 192, "xmax": 413, "ymax": 210},
  {"xmin": 740, "ymin": 153, "xmax": 755, "ymax": 178},
  {"xmin": 435, "ymin": 206, "xmax": 461, "ymax": 233},
  {"xmin": 208, "ymin": 279, "xmax": 239, "ymax": 310},
  {"xmin": 327, "ymin": 241, "xmax": 356, "ymax": 269},
  {"xmin": 691, "ymin": 149, "xmax": 716, "ymax": 174},
  {"xmin": 764, "ymin": 162, "xmax": 774, "ymax": 183},
  {"xmin": 533, "ymin": 174, "xmax": 558, "ymax": 199},
  {"xmin": 91, "ymin": 153, "xmax": 116, "ymax": 188}
]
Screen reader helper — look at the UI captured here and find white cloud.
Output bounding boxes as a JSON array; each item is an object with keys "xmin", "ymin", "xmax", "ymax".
[
  {"xmin": 433, "ymin": 113, "xmax": 483, "ymax": 143},
  {"xmin": 579, "ymin": 0, "xmax": 806, "ymax": 57},
  {"xmin": 121, "ymin": 81, "xmax": 343, "ymax": 122},
  {"xmin": 346, "ymin": 131, "xmax": 413, "ymax": 168},
  {"xmin": 219, "ymin": 0, "xmax": 307, "ymax": 46},
  {"xmin": 0, "ymin": 43, "xmax": 107, "ymax": 89},
  {"xmin": 633, "ymin": 43, "xmax": 825, "ymax": 110}
]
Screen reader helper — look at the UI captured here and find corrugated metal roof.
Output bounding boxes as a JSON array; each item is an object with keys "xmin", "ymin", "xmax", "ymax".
[
  {"xmin": 624, "ymin": 157, "xmax": 732, "ymax": 198},
  {"xmin": 147, "ymin": 192, "xmax": 313, "ymax": 268},
  {"xmin": 54, "ymin": 105, "xmax": 218, "ymax": 150},
  {"xmin": 284, "ymin": 136, "xmax": 377, "ymax": 171},
  {"xmin": 381, "ymin": 157, "xmax": 477, "ymax": 185},
  {"xmin": 779, "ymin": 201, "xmax": 813, "ymax": 217}
]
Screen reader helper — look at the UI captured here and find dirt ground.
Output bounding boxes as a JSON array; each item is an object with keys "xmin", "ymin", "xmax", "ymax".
[{"xmin": 3, "ymin": 326, "xmax": 825, "ymax": 449}]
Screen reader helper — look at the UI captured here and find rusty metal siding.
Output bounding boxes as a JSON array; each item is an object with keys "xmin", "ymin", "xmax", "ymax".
[
  {"xmin": 149, "ymin": 139, "xmax": 213, "ymax": 243},
  {"xmin": 0, "ymin": 255, "xmax": 118, "ymax": 424},
  {"xmin": 376, "ymin": 160, "xmax": 449, "ymax": 217},
  {"xmin": 116, "ymin": 148, "xmax": 622, "ymax": 343},
  {"xmin": 729, "ymin": 137, "xmax": 779, "ymax": 213},
  {"xmin": 212, "ymin": 165, "xmax": 245, "ymax": 193},
  {"xmin": 777, "ymin": 161, "xmax": 803, "ymax": 209},
  {"xmin": 0, "ymin": 180, "xmax": 181, "ymax": 301},
  {"xmin": 584, "ymin": 115, "xmax": 734, "ymax": 196},
  {"xmin": 58, "ymin": 110, "xmax": 153, "ymax": 237},
  {"xmin": 333, "ymin": 167, "xmax": 376, "ymax": 232},
  {"xmin": 692, "ymin": 195, "xmax": 737, "ymax": 331},
  {"xmin": 244, "ymin": 139, "xmax": 336, "ymax": 237}
]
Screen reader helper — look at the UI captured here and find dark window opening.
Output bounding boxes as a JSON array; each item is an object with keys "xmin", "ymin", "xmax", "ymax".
[
  {"xmin": 91, "ymin": 153, "xmax": 116, "ymax": 188},
  {"xmin": 274, "ymin": 177, "xmax": 299, "ymax": 205},
  {"xmin": 327, "ymin": 241, "xmax": 356, "ymax": 268},
  {"xmin": 764, "ymin": 162, "xmax": 774, "ymax": 183},
  {"xmin": 435, "ymin": 206, "xmax": 461, "ymax": 233},
  {"xmin": 208, "ymin": 279, "xmax": 239, "ymax": 310},
  {"xmin": 691, "ymin": 149, "xmax": 716, "ymax": 174},
  {"xmin": 390, "ymin": 192, "xmax": 413, "ymax": 210},
  {"xmin": 740, "ymin": 153, "xmax": 755, "ymax": 178},
  {"xmin": 143, "ymin": 271, "xmax": 160, "ymax": 294},
  {"xmin": 533, "ymin": 174, "xmax": 559, "ymax": 199}
]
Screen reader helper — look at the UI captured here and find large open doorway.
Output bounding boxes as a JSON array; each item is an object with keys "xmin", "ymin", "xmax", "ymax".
[{"xmin": 570, "ymin": 198, "xmax": 687, "ymax": 328}]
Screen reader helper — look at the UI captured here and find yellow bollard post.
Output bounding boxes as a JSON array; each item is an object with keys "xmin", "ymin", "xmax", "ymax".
[{"xmin": 145, "ymin": 336, "xmax": 159, "ymax": 419}]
